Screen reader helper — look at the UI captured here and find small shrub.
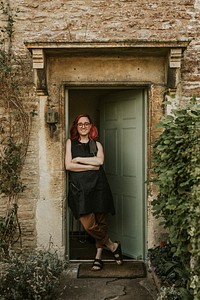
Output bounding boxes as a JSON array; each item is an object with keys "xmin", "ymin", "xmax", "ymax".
[
  {"xmin": 157, "ymin": 286, "xmax": 181, "ymax": 300},
  {"xmin": 0, "ymin": 249, "xmax": 67, "ymax": 300},
  {"xmin": 148, "ymin": 245, "xmax": 185, "ymax": 283},
  {"xmin": 148, "ymin": 245, "xmax": 193, "ymax": 299},
  {"xmin": 151, "ymin": 96, "xmax": 200, "ymax": 298}
]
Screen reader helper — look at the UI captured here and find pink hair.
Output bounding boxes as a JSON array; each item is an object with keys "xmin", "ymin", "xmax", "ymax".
[{"xmin": 70, "ymin": 114, "xmax": 99, "ymax": 140}]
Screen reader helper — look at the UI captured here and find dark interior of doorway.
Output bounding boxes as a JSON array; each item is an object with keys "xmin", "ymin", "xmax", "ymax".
[
  {"xmin": 70, "ymin": 230, "xmax": 120, "ymax": 260},
  {"xmin": 68, "ymin": 88, "xmax": 133, "ymax": 261},
  {"xmin": 69, "ymin": 226, "xmax": 131, "ymax": 261}
]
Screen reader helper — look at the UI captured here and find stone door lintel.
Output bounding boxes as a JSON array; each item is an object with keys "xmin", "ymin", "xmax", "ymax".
[{"xmin": 27, "ymin": 41, "xmax": 189, "ymax": 95}]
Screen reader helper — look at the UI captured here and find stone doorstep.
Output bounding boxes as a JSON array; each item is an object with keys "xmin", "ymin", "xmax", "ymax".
[{"xmin": 59, "ymin": 262, "xmax": 159, "ymax": 300}]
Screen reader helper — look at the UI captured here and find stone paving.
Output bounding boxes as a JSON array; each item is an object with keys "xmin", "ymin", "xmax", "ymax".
[{"xmin": 57, "ymin": 264, "xmax": 158, "ymax": 300}]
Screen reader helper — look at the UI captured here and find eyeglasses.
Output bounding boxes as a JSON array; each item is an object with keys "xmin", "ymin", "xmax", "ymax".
[{"xmin": 77, "ymin": 122, "xmax": 91, "ymax": 128}]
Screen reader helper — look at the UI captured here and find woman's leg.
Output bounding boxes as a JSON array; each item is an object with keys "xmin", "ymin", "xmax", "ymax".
[
  {"xmin": 79, "ymin": 212, "xmax": 109, "ymax": 248},
  {"xmin": 94, "ymin": 213, "xmax": 123, "ymax": 265},
  {"xmin": 79, "ymin": 213, "xmax": 106, "ymax": 270},
  {"xmin": 79, "ymin": 213, "xmax": 123, "ymax": 266},
  {"xmin": 105, "ymin": 239, "xmax": 123, "ymax": 265}
]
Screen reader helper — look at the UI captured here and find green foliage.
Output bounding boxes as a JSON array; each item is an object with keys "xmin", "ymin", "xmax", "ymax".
[
  {"xmin": 151, "ymin": 97, "xmax": 200, "ymax": 299},
  {"xmin": 0, "ymin": 49, "xmax": 12, "ymax": 73},
  {"xmin": 157, "ymin": 286, "xmax": 182, "ymax": 300},
  {"xmin": 0, "ymin": 138, "xmax": 25, "ymax": 197},
  {"xmin": 0, "ymin": 204, "xmax": 21, "ymax": 257},
  {"xmin": 0, "ymin": 249, "xmax": 67, "ymax": 300},
  {"xmin": 0, "ymin": 0, "xmax": 15, "ymax": 40},
  {"xmin": 148, "ymin": 245, "xmax": 193, "ymax": 299},
  {"xmin": 0, "ymin": 1, "xmax": 33, "ymax": 257},
  {"xmin": 0, "ymin": 138, "xmax": 25, "ymax": 256}
]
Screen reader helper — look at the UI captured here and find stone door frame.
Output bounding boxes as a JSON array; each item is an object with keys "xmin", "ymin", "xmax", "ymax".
[{"xmin": 25, "ymin": 40, "xmax": 188, "ymax": 257}]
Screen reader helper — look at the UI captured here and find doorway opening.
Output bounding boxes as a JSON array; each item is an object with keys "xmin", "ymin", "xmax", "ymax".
[{"xmin": 65, "ymin": 87, "xmax": 147, "ymax": 261}]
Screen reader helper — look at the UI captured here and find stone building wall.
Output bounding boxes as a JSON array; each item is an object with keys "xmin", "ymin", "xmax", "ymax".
[
  {"xmin": 12, "ymin": 0, "xmax": 200, "ymax": 96},
  {"xmin": 0, "ymin": 0, "xmax": 199, "ymax": 255}
]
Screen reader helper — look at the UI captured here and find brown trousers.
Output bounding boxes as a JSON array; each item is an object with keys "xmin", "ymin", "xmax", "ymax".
[{"xmin": 79, "ymin": 212, "xmax": 109, "ymax": 248}]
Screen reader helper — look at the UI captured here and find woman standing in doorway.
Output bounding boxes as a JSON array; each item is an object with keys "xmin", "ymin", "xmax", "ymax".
[{"xmin": 65, "ymin": 114, "xmax": 123, "ymax": 271}]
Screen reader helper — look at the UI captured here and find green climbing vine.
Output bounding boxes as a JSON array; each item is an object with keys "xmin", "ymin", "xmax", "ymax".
[
  {"xmin": 0, "ymin": 0, "xmax": 34, "ymax": 257},
  {"xmin": 151, "ymin": 96, "xmax": 200, "ymax": 299}
]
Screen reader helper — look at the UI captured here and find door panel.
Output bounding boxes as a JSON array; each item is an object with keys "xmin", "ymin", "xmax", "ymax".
[
  {"xmin": 100, "ymin": 90, "xmax": 145, "ymax": 259},
  {"xmin": 104, "ymin": 129, "xmax": 118, "ymax": 174}
]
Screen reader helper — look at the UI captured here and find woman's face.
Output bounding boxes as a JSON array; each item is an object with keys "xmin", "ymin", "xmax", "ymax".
[{"xmin": 77, "ymin": 116, "xmax": 92, "ymax": 137}]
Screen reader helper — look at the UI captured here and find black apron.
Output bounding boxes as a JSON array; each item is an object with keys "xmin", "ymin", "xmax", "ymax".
[{"xmin": 68, "ymin": 139, "xmax": 115, "ymax": 219}]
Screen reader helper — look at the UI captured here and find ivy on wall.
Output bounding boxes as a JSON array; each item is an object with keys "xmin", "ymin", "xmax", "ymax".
[
  {"xmin": 0, "ymin": 1, "xmax": 35, "ymax": 256},
  {"xmin": 151, "ymin": 96, "xmax": 200, "ymax": 299}
]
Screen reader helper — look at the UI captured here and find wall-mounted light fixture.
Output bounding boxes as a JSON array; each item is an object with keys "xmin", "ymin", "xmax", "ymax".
[{"xmin": 46, "ymin": 106, "xmax": 59, "ymax": 138}]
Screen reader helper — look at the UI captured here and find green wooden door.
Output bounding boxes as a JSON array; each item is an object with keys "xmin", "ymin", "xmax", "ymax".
[{"xmin": 100, "ymin": 90, "xmax": 145, "ymax": 259}]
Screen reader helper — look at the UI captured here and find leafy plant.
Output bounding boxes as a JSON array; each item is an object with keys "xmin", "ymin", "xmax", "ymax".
[
  {"xmin": 0, "ymin": 204, "xmax": 21, "ymax": 257},
  {"xmin": 157, "ymin": 286, "xmax": 181, "ymax": 300},
  {"xmin": 148, "ymin": 245, "xmax": 192, "ymax": 299},
  {"xmin": 0, "ymin": 1, "xmax": 34, "ymax": 257},
  {"xmin": 0, "ymin": 139, "xmax": 25, "ymax": 197},
  {"xmin": 0, "ymin": 249, "xmax": 67, "ymax": 300},
  {"xmin": 151, "ymin": 96, "xmax": 200, "ymax": 299}
]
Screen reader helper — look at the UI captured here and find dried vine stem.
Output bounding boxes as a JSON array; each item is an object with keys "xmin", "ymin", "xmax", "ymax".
[{"xmin": 0, "ymin": 1, "xmax": 33, "ymax": 256}]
